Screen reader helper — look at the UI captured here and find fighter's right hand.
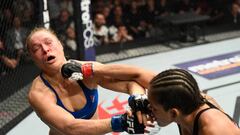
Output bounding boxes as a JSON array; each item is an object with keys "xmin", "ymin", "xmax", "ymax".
[
  {"xmin": 61, "ymin": 60, "xmax": 93, "ymax": 80},
  {"xmin": 111, "ymin": 112, "xmax": 145, "ymax": 134},
  {"xmin": 128, "ymin": 94, "xmax": 153, "ymax": 125}
]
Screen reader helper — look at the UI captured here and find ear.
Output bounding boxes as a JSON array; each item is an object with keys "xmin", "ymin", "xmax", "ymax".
[{"xmin": 169, "ymin": 108, "xmax": 180, "ymax": 120}]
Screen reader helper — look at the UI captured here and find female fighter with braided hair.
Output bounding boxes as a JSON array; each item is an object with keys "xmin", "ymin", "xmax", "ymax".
[
  {"xmin": 148, "ymin": 69, "xmax": 240, "ymax": 135},
  {"xmin": 89, "ymin": 65, "xmax": 239, "ymax": 134},
  {"xmin": 26, "ymin": 27, "xmax": 151, "ymax": 135}
]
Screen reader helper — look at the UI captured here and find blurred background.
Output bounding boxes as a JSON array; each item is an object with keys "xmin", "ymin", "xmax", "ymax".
[{"xmin": 0, "ymin": 0, "xmax": 240, "ymax": 134}]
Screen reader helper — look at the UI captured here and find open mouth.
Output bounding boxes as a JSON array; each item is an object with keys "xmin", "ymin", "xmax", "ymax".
[{"xmin": 47, "ymin": 55, "xmax": 56, "ymax": 62}]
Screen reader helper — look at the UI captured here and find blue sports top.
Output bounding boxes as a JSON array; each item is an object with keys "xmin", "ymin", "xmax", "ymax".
[{"xmin": 39, "ymin": 73, "xmax": 98, "ymax": 119}]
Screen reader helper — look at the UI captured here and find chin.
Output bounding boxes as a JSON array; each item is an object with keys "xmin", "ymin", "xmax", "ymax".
[{"xmin": 157, "ymin": 121, "xmax": 170, "ymax": 127}]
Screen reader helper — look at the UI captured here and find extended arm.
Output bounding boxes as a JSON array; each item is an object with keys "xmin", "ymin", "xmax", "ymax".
[
  {"xmin": 97, "ymin": 76, "xmax": 146, "ymax": 95},
  {"xmin": 61, "ymin": 60, "xmax": 156, "ymax": 89},
  {"xmin": 92, "ymin": 62, "xmax": 157, "ymax": 89}
]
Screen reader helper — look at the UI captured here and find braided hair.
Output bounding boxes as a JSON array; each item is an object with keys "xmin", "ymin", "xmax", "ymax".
[{"xmin": 149, "ymin": 69, "xmax": 204, "ymax": 115}]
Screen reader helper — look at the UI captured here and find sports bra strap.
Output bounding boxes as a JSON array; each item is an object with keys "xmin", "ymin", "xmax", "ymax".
[
  {"xmin": 177, "ymin": 124, "xmax": 182, "ymax": 135},
  {"xmin": 39, "ymin": 73, "xmax": 59, "ymax": 98},
  {"xmin": 77, "ymin": 80, "xmax": 88, "ymax": 91},
  {"xmin": 193, "ymin": 107, "xmax": 212, "ymax": 135},
  {"xmin": 179, "ymin": 99, "xmax": 238, "ymax": 135},
  {"xmin": 39, "ymin": 73, "xmax": 98, "ymax": 119},
  {"xmin": 205, "ymin": 100, "xmax": 236, "ymax": 123},
  {"xmin": 193, "ymin": 99, "xmax": 238, "ymax": 135}
]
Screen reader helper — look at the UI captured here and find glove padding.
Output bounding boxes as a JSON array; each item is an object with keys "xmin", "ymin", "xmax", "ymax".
[
  {"xmin": 61, "ymin": 60, "xmax": 93, "ymax": 80},
  {"xmin": 111, "ymin": 113, "xmax": 145, "ymax": 134},
  {"xmin": 128, "ymin": 94, "xmax": 150, "ymax": 114}
]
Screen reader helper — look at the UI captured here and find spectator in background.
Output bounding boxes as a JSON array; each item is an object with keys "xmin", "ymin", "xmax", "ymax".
[
  {"xmin": 64, "ymin": 26, "xmax": 77, "ymax": 59},
  {"xmin": 138, "ymin": 20, "xmax": 152, "ymax": 38},
  {"xmin": 92, "ymin": 0, "xmax": 107, "ymax": 16},
  {"xmin": 0, "ymin": 37, "xmax": 22, "ymax": 76},
  {"xmin": 125, "ymin": 1, "xmax": 143, "ymax": 38},
  {"xmin": 13, "ymin": 0, "xmax": 34, "ymax": 17},
  {"xmin": 102, "ymin": 6, "xmax": 112, "ymax": 26},
  {"xmin": 0, "ymin": 8, "xmax": 13, "ymax": 38},
  {"xmin": 48, "ymin": 0, "xmax": 61, "ymax": 20},
  {"xmin": 51, "ymin": 9, "xmax": 73, "ymax": 41},
  {"xmin": 109, "ymin": 5, "xmax": 126, "ymax": 27},
  {"xmin": 111, "ymin": 0, "xmax": 130, "ymax": 12},
  {"xmin": 93, "ymin": 13, "xmax": 109, "ymax": 46},
  {"xmin": 21, "ymin": 7, "xmax": 35, "ymax": 29},
  {"xmin": 120, "ymin": 0, "xmax": 130, "ymax": 14},
  {"xmin": 141, "ymin": 0, "xmax": 157, "ymax": 24},
  {"xmin": 12, "ymin": 0, "xmax": 37, "ymax": 29},
  {"xmin": 108, "ymin": 5, "xmax": 126, "ymax": 41},
  {"xmin": 232, "ymin": 0, "xmax": 240, "ymax": 23},
  {"xmin": 112, "ymin": 24, "xmax": 133, "ymax": 43},
  {"xmin": 139, "ymin": 0, "xmax": 158, "ymax": 38},
  {"xmin": 5, "ymin": 16, "xmax": 28, "ymax": 58},
  {"xmin": 60, "ymin": 0, "xmax": 73, "ymax": 15}
]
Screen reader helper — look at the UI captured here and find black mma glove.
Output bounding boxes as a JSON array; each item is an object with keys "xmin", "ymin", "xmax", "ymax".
[
  {"xmin": 61, "ymin": 60, "xmax": 93, "ymax": 80},
  {"xmin": 128, "ymin": 94, "xmax": 151, "ymax": 114},
  {"xmin": 111, "ymin": 113, "xmax": 145, "ymax": 134}
]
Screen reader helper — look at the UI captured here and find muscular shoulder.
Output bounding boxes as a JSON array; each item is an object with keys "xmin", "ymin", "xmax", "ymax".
[
  {"xmin": 29, "ymin": 77, "xmax": 46, "ymax": 92},
  {"xmin": 199, "ymin": 109, "xmax": 237, "ymax": 135},
  {"xmin": 28, "ymin": 76, "xmax": 56, "ymax": 109}
]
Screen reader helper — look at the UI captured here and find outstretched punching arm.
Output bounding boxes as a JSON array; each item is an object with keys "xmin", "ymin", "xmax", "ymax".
[
  {"xmin": 93, "ymin": 63, "xmax": 156, "ymax": 89},
  {"xmin": 61, "ymin": 60, "xmax": 157, "ymax": 89}
]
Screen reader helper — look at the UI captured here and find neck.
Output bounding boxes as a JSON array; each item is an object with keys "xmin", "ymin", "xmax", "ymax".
[
  {"xmin": 42, "ymin": 59, "xmax": 70, "ymax": 89},
  {"xmin": 175, "ymin": 104, "xmax": 208, "ymax": 134},
  {"xmin": 44, "ymin": 71, "xmax": 62, "ymax": 81},
  {"xmin": 43, "ymin": 71, "xmax": 72, "ymax": 90}
]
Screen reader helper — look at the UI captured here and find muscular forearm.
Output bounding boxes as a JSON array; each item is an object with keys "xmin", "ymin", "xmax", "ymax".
[
  {"xmin": 93, "ymin": 63, "xmax": 139, "ymax": 78},
  {"xmin": 64, "ymin": 118, "xmax": 112, "ymax": 135},
  {"xmin": 93, "ymin": 63, "xmax": 156, "ymax": 89},
  {"xmin": 61, "ymin": 61, "xmax": 156, "ymax": 89},
  {"xmin": 127, "ymin": 81, "xmax": 146, "ymax": 95}
]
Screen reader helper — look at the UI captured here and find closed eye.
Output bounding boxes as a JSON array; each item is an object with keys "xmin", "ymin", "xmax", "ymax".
[
  {"xmin": 32, "ymin": 45, "xmax": 40, "ymax": 52},
  {"xmin": 45, "ymin": 40, "xmax": 52, "ymax": 45}
]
